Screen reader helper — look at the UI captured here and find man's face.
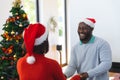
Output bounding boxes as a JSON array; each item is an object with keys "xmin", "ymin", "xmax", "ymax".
[{"xmin": 78, "ymin": 22, "xmax": 93, "ymax": 41}]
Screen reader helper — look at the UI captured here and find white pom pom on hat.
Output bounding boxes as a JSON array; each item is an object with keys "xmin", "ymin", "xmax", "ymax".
[
  {"xmin": 80, "ymin": 18, "xmax": 96, "ymax": 28},
  {"xmin": 26, "ymin": 56, "xmax": 36, "ymax": 64},
  {"xmin": 23, "ymin": 23, "xmax": 48, "ymax": 64}
]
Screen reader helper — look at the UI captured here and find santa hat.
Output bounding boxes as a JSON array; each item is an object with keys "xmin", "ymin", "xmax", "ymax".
[
  {"xmin": 81, "ymin": 18, "xmax": 96, "ymax": 28},
  {"xmin": 23, "ymin": 23, "xmax": 48, "ymax": 64}
]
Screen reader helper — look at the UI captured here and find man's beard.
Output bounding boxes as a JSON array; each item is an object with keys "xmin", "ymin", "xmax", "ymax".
[{"xmin": 79, "ymin": 33, "xmax": 92, "ymax": 42}]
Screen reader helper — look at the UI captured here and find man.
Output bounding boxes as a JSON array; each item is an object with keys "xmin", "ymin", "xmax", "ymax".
[
  {"xmin": 17, "ymin": 23, "xmax": 66, "ymax": 80},
  {"xmin": 64, "ymin": 18, "xmax": 112, "ymax": 80}
]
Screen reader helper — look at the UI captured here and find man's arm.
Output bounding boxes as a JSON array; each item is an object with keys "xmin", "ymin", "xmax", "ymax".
[
  {"xmin": 64, "ymin": 47, "xmax": 78, "ymax": 78},
  {"xmin": 87, "ymin": 41, "xmax": 112, "ymax": 77}
]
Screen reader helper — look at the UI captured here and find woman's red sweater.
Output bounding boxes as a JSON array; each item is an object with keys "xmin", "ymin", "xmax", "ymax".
[{"xmin": 17, "ymin": 53, "xmax": 66, "ymax": 80}]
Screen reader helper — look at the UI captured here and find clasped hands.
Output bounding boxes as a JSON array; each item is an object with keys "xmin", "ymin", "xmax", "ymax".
[{"xmin": 70, "ymin": 72, "xmax": 88, "ymax": 80}]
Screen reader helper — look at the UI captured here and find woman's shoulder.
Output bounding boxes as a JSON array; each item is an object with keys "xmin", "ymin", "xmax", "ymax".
[{"xmin": 45, "ymin": 57, "xmax": 60, "ymax": 65}]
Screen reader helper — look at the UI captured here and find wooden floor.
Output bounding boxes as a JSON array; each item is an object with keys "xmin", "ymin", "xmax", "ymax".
[
  {"xmin": 109, "ymin": 72, "xmax": 116, "ymax": 77},
  {"xmin": 109, "ymin": 72, "xmax": 120, "ymax": 80}
]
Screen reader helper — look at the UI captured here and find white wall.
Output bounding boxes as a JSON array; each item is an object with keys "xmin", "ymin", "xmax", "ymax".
[
  {"xmin": 69, "ymin": 0, "xmax": 120, "ymax": 62},
  {"xmin": 0, "ymin": 0, "xmax": 14, "ymax": 40}
]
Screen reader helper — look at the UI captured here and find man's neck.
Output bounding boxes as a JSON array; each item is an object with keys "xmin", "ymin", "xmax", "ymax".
[{"xmin": 81, "ymin": 35, "xmax": 92, "ymax": 44}]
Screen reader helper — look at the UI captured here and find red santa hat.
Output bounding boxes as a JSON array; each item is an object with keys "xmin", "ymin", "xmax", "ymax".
[
  {"xmin": 23, "ymin": 23, "xmax": 48, "ymax": 64},
  {"xmin": 81, "ymin": 18, "xmax": 96, "ymax": 28}
]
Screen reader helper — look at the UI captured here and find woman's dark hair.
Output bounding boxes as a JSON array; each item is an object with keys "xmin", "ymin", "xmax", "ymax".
[{"xmin": 33, "ymin": 38, "xmax": 49, "ymax": 54}]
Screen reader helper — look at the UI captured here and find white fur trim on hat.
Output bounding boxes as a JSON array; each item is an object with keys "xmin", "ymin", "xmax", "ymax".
[
  {"xmin": 34, "ymin": 28, "xmax": 48, "ymax": 45},
  {"xmin": 82, "ymin": 19, "xmax": 95, "ymax": 28},
  {"xmin": 26, "ymin": 56, "xmax": 36, "ymax": 64}
]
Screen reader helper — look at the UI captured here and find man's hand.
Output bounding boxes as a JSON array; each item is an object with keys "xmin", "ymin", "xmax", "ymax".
[
  {"xmin": 80, "ymin": 72, "xmax": 89, "ymax": 80},
  {"xmin": 69, "ymin": 72, "xmax": 88, "ymax": 80}
]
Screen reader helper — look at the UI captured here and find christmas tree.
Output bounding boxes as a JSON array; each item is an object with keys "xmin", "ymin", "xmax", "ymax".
[{"xmin": 0, "ymin": 0, "xmax": 29, "ymax": 79}]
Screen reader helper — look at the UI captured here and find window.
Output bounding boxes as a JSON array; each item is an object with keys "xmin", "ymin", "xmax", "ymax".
[
  {"xmin": 57, "ymin": 0, "xmax": 68, "ymax": 67},
  {"xmin": 22, "ymin": 0, "xmax": 38, "ymax": 23}
]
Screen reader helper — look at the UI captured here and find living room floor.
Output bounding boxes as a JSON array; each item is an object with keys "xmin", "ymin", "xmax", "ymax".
[{"xmin": 109, "ymin": 72, "xmax": 120, "ymax": 80}]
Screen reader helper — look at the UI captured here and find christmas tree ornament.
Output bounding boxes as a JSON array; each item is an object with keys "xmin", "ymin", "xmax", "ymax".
[
  {"xmin": 13, "ymin": 35, "xmax": 16, "ymax": 38},
  {"xmin": 23, "ymin": 14, "xmax": 26, "ymax": 18},
  {"xmin": 5, "ymin": 25, "xmax": 8, "ymax": 28},
  {"xmin": 15, "ymin": 13, "xmax": 18, "ymax": 15},
  {"xmin": 11, "ymin": 30, "xmax": 15, "ymax": 35},
  {"xmin": 19, "ymin": 23, "xmax": 23, "ymax": 27},
  {"xmin": 16, "ymin": 32, "xmax": 18, "ymax": 35},
  {"xmin": 16, "ymin": 40, "xmax": 19, "ymax": 43},
  {"xmin": 14, "ymin": 54, "xmax": 16, "ymax": 58},
  {"xmin": 6, "ymin": 38, "xmax": 9, "ymax": 41},
  {"xmin": 16, "ymin": 16, "xmax": 20, "ymax": 19},
  {"xmin": 8, "ymin": 49, "xmax": 12, "ymax": 54},
  {"xmin": 14, "ymin": 55, "xmax": 17, "ymax": 60},
  {"xmin": 5, "ymin": 31, "xmax": 8, "ymax": 34},
  {"xmin": 6, "ymin": 21, "xmax": 9, "ymax": 23},
  {"xmin": 1, "ymin": 76, "xmax": 4, "ymax": 79}
]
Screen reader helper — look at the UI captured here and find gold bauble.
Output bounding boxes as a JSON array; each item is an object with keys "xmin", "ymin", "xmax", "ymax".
[
  {"xmin": 14, "ymin": 55, "xmax": 17, "ymax": 58},
  {"xmin": 5, "ymin": 31, "xmax": 8, "ymax": 34},
  {"xmin": 16, "ymin": 13, "xmax": 18, "ymax": 15},
  {"xmin": 23, "ymin": 14, "xmax": 26, "ymax": 18},
  {"xmin": 16, "ymin": 40, "xmax": 19, "ymax": 43},
  {"xmin": 6, "ymin": 25, "xmax": 8, "ymax": 28},
  {"xmin": 11, "ymin": 30, "xmax": 15, "ymax": 35},
  {"xmin": 13, "ymin": 55, "xmax": 17, "ymax": 60},
  {"xmin": 6, "ymin": 38, "xmax": 9, "ymax": 41}
]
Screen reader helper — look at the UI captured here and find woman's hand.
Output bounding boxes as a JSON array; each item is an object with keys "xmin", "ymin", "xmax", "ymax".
[{"xmin": 70, "ymin": 74, "xmax": 81, "ymax": 80}]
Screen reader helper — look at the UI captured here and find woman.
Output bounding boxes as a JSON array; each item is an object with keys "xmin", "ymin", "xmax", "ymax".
[{"xmin": 17, "ymin": 23, "xmax": 66, "ymax": 80}]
